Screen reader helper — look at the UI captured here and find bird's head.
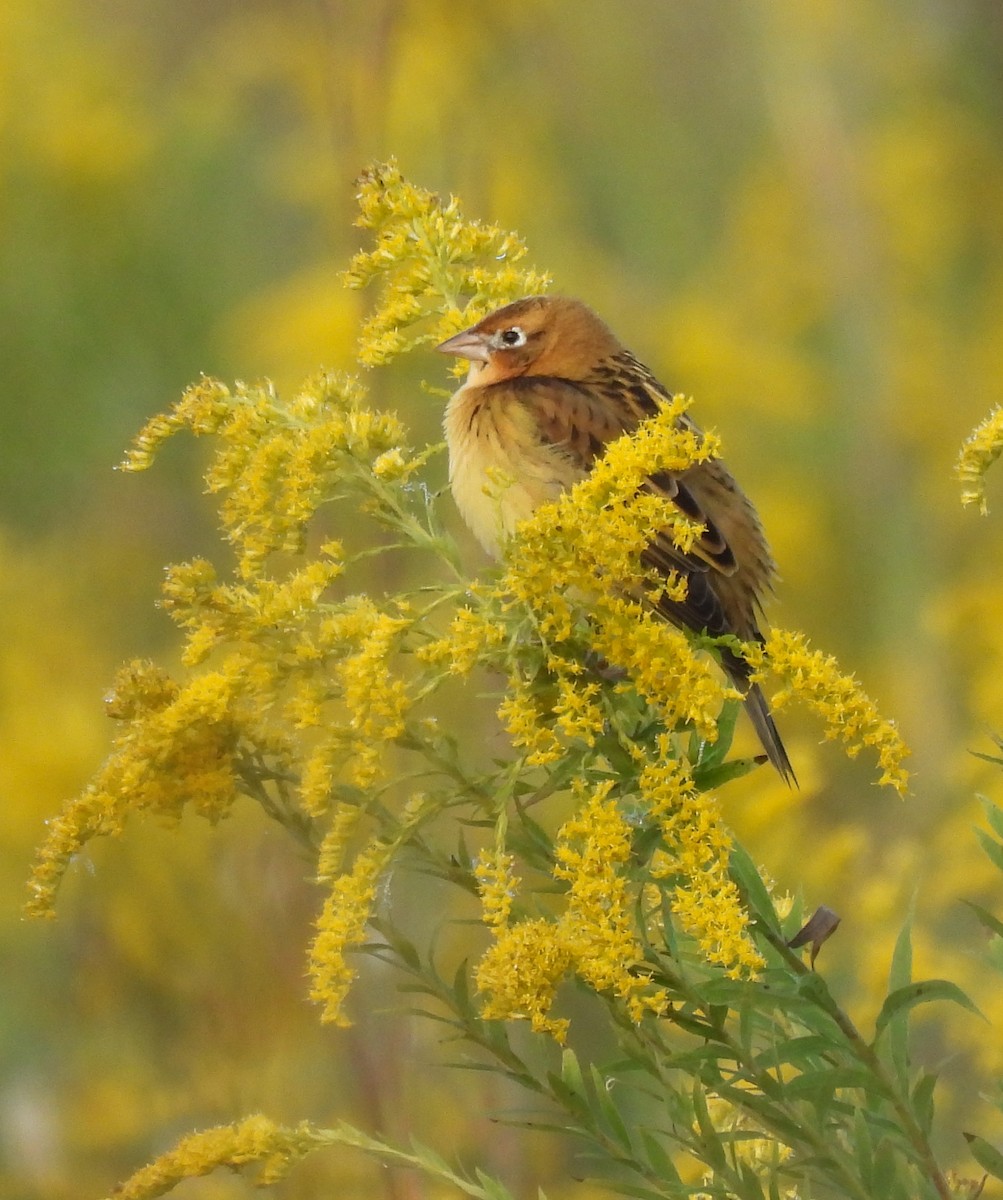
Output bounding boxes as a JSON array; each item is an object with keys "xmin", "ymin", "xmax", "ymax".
[{"xmin": 436, "ymin": 296, "xmax": 621, "ymax": 385}]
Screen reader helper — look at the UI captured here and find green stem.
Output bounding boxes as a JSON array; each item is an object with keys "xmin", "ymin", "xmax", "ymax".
[
  {"xmin": 237, "ymin": 750, "xmax": 320, "ymax": 854},
  {"xmin": 753, "ymin": 920, "xmax": 952, "ymax": 1200}
]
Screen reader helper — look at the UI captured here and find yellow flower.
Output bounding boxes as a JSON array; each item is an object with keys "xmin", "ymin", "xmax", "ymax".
[
  {"xmin": 106, "ymin": 1113, "xmax": 325, "ymax": 1198},
  {"xmin": 957, "ymin": 404, "xmax": 1003, "ymax": 514},
  {"xmin": 641, "ymin": 753, "xmax": 764, "ymax": 977},
  {"xmin": 556, "ymin": 783, "xmax": 665, "ymax": 1003},
  {"xmin": 474, "ymin": 782, "xmax": 669, "ymax": 1040},
  {"xmin": 475, "ymin": 918, "xmax": 573, "ymax": 1042},
  {"xmin": 497, "ymin": 675, "xmax": 564, "ymax": 766},
  {"xmin": 749, "ymin": 629, "xmax": 910, "ymax": 795},
  {"xmin": 371, "ymin": 447, "xmax": 412, "ymax": 480},
  {"xmin": 308, "ymin": 841, "xmax": 390, "ymax": 1026},
  {"xmin": 344, "ymin": 159, "xmax": 550, "ymax": 368},
  {"xmin": 124, "ymin": 373, "xmax": 406, "ymax": 580},
  {"xmin": 552, "ymin": 674, "xmax": 605, "ymax": 746},
  {"xmin": 416, "ymin": 603, "xmax": 504, "ymax": 675},
  {"xmin": 26, "ymin": 657, "xmax": 263, "ymax": 916},
  {"xmin": 474, "ymin": 849, "xmax": 518, "ymax": 928},
  {"xmin": 325, "ymin": 597, "xmax": 413, "ymax": 789}
]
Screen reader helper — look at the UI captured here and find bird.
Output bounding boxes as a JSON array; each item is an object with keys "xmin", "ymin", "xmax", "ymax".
[{"xmin": 435, "ymin": 295, "xmax": 795, "ymax": 785}]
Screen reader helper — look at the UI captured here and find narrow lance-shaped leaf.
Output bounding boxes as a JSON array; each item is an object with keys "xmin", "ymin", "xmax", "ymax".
[
  {"xmin": 975, "ymin": 827, "xmax": 1003, "ymax": 875},
  {"xmin": 980, "ymin": 793, "xmax": 1003, "ymax": 842},
  {"xmin": 589, "ymin": 1064, "xmax": 634, "ymax": 1152},
  {"xmin": 911, "ymin": 1072, "xmax": 937, "ymax": 1138},
  {"xmin": 728, "ymin": 842, "xmax": 781, "ymax": 937},
  {"xmin": 962, "ymin": 899, "xmax": 1003, "ymax": 943},
  {"xmin": 884, "ymin": 911, "xmax": 914, "ymax": 1089},
  {"xmin": 874, "ymin": 980, "xmax": 985, "ymax": 1043},
  {"xmin": 965, "ymin": 1133, "xmax": 1003, "ymax": 1184}
]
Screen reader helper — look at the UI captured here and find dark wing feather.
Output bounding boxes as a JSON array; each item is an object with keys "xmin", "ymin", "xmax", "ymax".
[{"xmin": 503, "ymin": 356, "xmax": 742, "ymax": 641}]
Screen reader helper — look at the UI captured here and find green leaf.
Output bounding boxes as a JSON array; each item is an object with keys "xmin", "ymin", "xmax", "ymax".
[
  {"xmin": 852, "ymin": 1106, "xmax": 874, "ymax": 1188},
  {"xmin": 407, "ymin": 1140, "xmax": 451, "ymax": 1176},
  {"xmin": 545, "ymin": 1051, "xmax": 589, "ymax": 1122},
  {"xmin": 493, "ymin": 1116, "xmax": 579, "ymax": 1137},
  {"xmin": 452, "ymin": 959, "xmax": 474, "ymax": 1020},
  {"xmin": 870, "ymin": 1139, "xmax": 898, "ymax": 1197},
  {"xmin": 976, "ymin": 827, "xmax": 1003, "ymax": 875},
  {"xmin": 970, "ymin": 751, "xmax": 1003, "ymax": 767},
  {"xmin": 981, "ymin": 793, "xmax": 1003, "ymax": 841},
  {"xmin": 588, "ymin": 1183, "xmax": 668, "ymax": 1200},
  {"xmin": 640, "ymin": 1132, "xmax": 680, "ymax": 1182},
  {"xmin": 513, "ymin": 798, "xmax": 559, "ymax": 851},
  {"xmin": 783, "ymin": 1067, "xmax": 879, "ymax": 1100},
  {"xmin": 367, "ymin": 918, "xmax": 421, "ymax": 969},
  {"xmin": 692, "ymin": 756, "xmax": 760, "ymax": 791},
  {"xmin": 737, "ymin": 998, "xmax": 756, "ymax": 1058},
  {"xmin": 736, "ymin": 1160, "xmax": 767, "ymax": 1199},
  {"xmin": 911, "ymin": 1072, "xmax": 937, "ymax": 1137},
  {"xmin": 559, "ymin": 1048, "xmax": 586, "ymax": 1103},
  {"xmin": 666, "ymin": 1042, "xmax": 734, "ymax": 1077},
  {"xmin": 668, "ymin": 1012, "xmax": 721, "ymax": 1041},
  {"xmin": 962, "ymin": 898, "xmax": 1003, "ymax": 940},
  {"xmin": 885, "ymin": 913, "xmax": 913, "ymax": 1088},
  {"xmin": 452, "ymin": 830, "xmax": 474, "ymax": 871},
  {"xmin": 888, "ymin": 911, "xmax": 913, "ymax": 992},
  {"xmin": 752, "ymin": 1035, "xmax": 831, "ymax": 1073},
  {"xmin": 474, "ymin": 1168, "xmax": 518, "ymax": 1200},
  {"xmin": 793, "ymin": 970, "xmax": 834, "ymax": 1009},
  {"xmin": 716, "ymin": 1088, "xmax": 803, "ymax": 1143},
  {"xmin": 589, "ymin": 1064, "xmax": 634, "ymax": 1151},
  {"xmin": 692, "ymin": 696, "xmax": 741, "ymax": 771},
  {"xmin": 965, "ymin": 1132, "xmax": 1003, "ymax": 1182},
  {"xmin": 630, "ymin": 820, "xmax": 666, "ymax": 863},
  {"xmin": 728, "ymin": 842, "xmax": 780, "ymax": 934},
  {"xmin": 698, "ymin": 977, "xmax": 756, "ymax": 1008},
  {"xmin": 692, "ymin": 1082, "xmax": 727, "ymax": 1172},
  {"xmin": 874, "ymin": 980, "xmax": 985, "ymax": 1042}
]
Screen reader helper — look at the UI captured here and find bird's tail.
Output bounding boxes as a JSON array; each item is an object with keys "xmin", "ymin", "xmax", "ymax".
[
  {"xmin": 742, "ymin": 680, "xmax": 797, "ymax": 787},
  {"xmin": 720, "ymin": 645, "xmax": 796, "ymax": 786}
]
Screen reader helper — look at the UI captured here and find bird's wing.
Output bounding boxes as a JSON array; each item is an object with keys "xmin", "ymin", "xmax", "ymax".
[{"xmin": 504, "ymin": 362, "xmax": 742, "ymax": 642}]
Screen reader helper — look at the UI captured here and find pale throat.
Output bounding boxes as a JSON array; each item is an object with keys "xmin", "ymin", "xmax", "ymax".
[{"xmin": 444, "ymin": 384, "xmax": 577, "ymax": 559}]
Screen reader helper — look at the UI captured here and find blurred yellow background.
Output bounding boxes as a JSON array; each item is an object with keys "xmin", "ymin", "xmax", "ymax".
[{"xmin": 7, "ymin": 0, "xmax": 1003, "ymax": 1195}]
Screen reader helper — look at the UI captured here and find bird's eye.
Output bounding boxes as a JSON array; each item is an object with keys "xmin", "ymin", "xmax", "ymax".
[{"xmin": 498, "ymin": 327, "xmax": 527, "ymax": 348}]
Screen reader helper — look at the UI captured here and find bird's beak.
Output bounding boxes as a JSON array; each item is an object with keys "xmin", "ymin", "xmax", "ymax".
[{"xmin": 435, "ymin": 329, "xmax": 492, "ymax": 362}]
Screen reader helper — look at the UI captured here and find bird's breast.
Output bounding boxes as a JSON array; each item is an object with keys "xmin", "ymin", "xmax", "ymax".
[{"xmin": 444, "ymin": 386, "xmax": 582, "ymax": 557}]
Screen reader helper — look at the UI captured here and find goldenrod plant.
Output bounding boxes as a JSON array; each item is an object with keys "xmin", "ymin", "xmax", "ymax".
[{"xmin": 30, "ymin": 162, "xmax": 1001, "ymax": 1200}]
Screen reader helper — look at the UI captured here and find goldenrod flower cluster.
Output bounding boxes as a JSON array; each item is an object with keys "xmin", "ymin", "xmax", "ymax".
[
  {"xmin": 640, "ymin": 750, "xmax": 765, "ymax": 975},
  {"xmin": 308, "ymin": 788, "xmax": 436, "ymax": 1024},
  {"xmin": 125, "ymin": 372, "xmax": 412, "ymax": 578},
  {"xmin": 749, "ymin": 629, "xmax": 910, "ymax": 795},
  {"xmin": 105, "ymin": 1114, "xmax": 326, "ymax": 1198},
  {"xmin": 309, "ymin": 840, "xmax": 390, "ymax": 1025},
  {"xmin": 26, "ymin": 657, "xmax": 250, "ymax": 918},
  {"xmin": 343, "ymin": 159, "xmax": 551, "ymax": 367},
  {"xmin": 27, "ymin": 371, "xmax": 429, "ymax": 954},
  {"xmin": 957, "ymin": 403, "xmax": 1003, "ymax": 515},
  {"xmin": 475, "ymin": 782, "xmax": 668, "ymax": 1041}
]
